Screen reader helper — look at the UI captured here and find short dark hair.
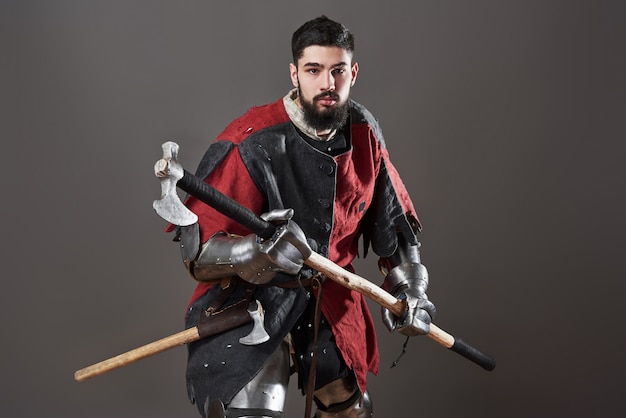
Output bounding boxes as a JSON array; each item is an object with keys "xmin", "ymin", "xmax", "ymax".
[{"xmin": 291, "ymin": 16, "xmax": 355, "ymax": 64}]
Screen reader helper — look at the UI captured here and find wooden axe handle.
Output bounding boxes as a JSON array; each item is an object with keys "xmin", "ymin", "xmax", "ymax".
[
  {"xmin": 74, "ymin": 327, "xmax": 200, "ymax": 382},
  {"xmin": 305, "ymin": 252, "xmax": 495, "ymax": 370}
]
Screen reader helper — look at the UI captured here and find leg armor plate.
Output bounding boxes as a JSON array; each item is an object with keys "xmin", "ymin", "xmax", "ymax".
[
  {"xmin": 225, "ymin": 340, "xmax": 290, "ymax": 417},
  {"xmin": 313, "ymin": 375, "xmax": 373, "ymax": 418}
]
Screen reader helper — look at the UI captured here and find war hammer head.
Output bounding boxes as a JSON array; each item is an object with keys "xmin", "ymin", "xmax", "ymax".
[{"xmin": 152, "ymin": 141, "xmax": 198, "ymax": 226}]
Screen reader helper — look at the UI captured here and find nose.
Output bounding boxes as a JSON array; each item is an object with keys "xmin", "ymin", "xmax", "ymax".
[{"xmin": 321, "ymin": 70, "xmax": 335, "ymax": 91}]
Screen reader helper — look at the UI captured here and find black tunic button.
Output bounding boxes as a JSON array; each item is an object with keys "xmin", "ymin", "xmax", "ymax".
[{"xmin": 320, "ymin": 164, "xmax": 334, "ymax": 175}]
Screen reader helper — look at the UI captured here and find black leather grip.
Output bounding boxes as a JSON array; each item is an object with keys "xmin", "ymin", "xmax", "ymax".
[
  {"xmin": 450, "ymin": 338, "xmax": 496, "ymax": 371},
  {"xmin": 177, "ymin": 169, "xmax": 276, "ymax": 239}
]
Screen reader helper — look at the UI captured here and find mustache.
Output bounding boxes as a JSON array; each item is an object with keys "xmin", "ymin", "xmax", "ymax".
[{"xmin": 314, "ymin": 91, "xmax": 340, "ymax": 101}]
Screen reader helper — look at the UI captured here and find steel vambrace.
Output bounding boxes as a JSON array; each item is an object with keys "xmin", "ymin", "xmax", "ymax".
[
  {"xmin": 191, "ymin": 209, "xmax": 311, "ymax": 285},
  {"xmin": 381, "ymin": 237, "xmax": 436, "ymax": 336}
]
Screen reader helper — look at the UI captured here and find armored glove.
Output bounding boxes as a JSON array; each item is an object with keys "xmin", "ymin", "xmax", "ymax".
[
  {"xmin": 381, "ymin": 262, "xmax": 436, "ymax": 336},
  {"xmin": 192, "ymin": 208, "xmax": 311, "ymax": 284}
]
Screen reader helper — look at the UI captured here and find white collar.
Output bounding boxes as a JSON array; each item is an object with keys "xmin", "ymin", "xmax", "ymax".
[{"xmin": 283, "ymin": 89, "xmax": 337, "ymax": 142}]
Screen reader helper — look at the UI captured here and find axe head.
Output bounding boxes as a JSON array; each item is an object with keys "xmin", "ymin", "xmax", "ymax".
[
  {"xmin": 153, "ymin": 195, "xmax": 198, "ymax": 226},
  {"xmin": 153, "ymin": 141, "xmax": 198, "ymax": 226},
  {"xmin": 239, "ymin": 300, "xmax": 270, "ymax": 345}
]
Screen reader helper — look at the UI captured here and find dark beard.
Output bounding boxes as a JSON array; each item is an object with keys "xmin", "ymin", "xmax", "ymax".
[{"xmin": 299, "ymin": 87, "xmax": 350, "ymax": 132}]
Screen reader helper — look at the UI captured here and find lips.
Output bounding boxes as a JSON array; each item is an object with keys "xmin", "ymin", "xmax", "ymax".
[
  {"xmin": 315, "ymin": 93, "xmax": 339, "ymax": 106},
  {"xmin": 317, "ymin": 98, "xmax": 337, "ymax": 106}
]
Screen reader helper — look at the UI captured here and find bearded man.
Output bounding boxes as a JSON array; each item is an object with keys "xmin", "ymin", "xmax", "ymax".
[{"xmin": 169, "ymin": 15, "xmax": 436, "ymax": 418}]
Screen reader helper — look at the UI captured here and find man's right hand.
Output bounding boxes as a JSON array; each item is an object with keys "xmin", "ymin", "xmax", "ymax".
[{"xmin": 231, "ymin": 208, "xmax": 312, "ymax": 284}]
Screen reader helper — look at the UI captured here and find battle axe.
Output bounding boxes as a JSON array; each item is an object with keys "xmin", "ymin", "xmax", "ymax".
[{"xmin": 152, "ymin": 141, "xmax": 496, "ymax": 372}]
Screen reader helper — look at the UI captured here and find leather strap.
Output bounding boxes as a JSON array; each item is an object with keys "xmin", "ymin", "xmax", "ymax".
[{"xmin": 304, "ymin": 276, "xmax": 324, "ymax": 418}]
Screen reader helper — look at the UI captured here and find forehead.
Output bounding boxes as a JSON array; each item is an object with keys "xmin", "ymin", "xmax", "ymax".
[{"xmin": 297, "ymin": 45, "xmax": 353, "ymax": 67}]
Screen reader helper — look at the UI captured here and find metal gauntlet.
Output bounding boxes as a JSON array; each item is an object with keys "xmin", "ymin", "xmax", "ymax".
[
  {"xmin": 381, "ymin": 237, "xmax": 436, "ymax": 336},
  {"xmin": 191, "ymin": 209, "xmax": 311, "ymax": 285}
]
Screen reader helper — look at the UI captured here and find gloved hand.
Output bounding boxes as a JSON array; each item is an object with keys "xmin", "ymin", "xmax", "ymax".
[
  {"xmin": 381, "ymin": 263, "xmax": 436, "ymax": 336},
  {"xmin": 231, "ymin": 208, "xmax": 312, "ymax": 284}
]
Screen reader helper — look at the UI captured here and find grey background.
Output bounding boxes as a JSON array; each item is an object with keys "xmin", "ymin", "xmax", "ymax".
[{"xmin": 2, "ymin": 1, "xmax": 625, "ymax": 417}]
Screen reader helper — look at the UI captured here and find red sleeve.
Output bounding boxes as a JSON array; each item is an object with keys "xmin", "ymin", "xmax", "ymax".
[
  {"xmin": 181, "ymin": 146, "xmax": 265, "ymax": 305},
  {"xmin": 184, "ymin": 147, "xmax": 265, "ymax": 243}
]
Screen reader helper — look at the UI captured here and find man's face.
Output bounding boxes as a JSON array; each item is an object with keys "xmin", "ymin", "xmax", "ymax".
[{"xmin": 290, "ymin": 45, "xmax": 359, "ymax": 132}]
